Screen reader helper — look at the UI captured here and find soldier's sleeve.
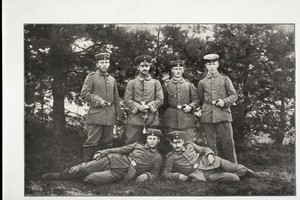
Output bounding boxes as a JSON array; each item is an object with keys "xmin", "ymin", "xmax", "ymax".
[
  {"xmin": 188, "ymin": 82, "xmax": 200, "ymax": 110},
  {"xmin": 190, "ymin": 142, "xmax": 214, "ymax": 156},
  {"xmin": 162, "ymin": 154, "xmax": 181, "ymax": 180},
  {"xmin": 81, "ymin": 74, "xmax": 103, "ymax": 107},
  {"xmin": 95, "ymin": 142, "xmax": 137, "ymax": 156},
  {"xmin": 144, "ymin": 154, "xmax": 163, "ymax": 180},
  {"xmin": 197, "ymin": 80, "xmax": 204, "ymax": 106},
  {"xmin": 124, "ymin": 80, "xmax": 143, "ymax": 114},
  {"xmin": 223, "ymin": 77, "xmax": 238, "ymax": 108},
  {"xmin": 113, "ymin": 80, "xmax": 123, "ymax": 119},
  {"xmin": 147, "ymin": 80, "xmax": 164, "ymax": 113}
]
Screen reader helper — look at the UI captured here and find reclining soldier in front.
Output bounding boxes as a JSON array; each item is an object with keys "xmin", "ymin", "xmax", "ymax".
[
  {"xmin": 163, "ymin": 131, "xmax": 270, "ymax": 182},
  {"xmin": 42, "ymin": 129, "xmax": 162, "ymax": 185}
]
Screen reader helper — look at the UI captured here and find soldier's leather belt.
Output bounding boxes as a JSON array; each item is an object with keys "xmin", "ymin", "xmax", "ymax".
[
  {"xmin": 127, "ymin": 155, "xmax": 137, "ymax": 167},
  {"xmin": 168, "ymin": 105, "xmax": 184, "ymax": 110},
  {"xmin": 105, "ymin": 102, "xmax": 113, "ymax": 107},
  {"xmin": 204, "ymin": 100, "xmax": 216, "ymax": 105}
]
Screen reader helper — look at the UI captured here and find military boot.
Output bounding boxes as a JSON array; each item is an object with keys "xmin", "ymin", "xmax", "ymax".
[{"xmin": 246, "ymin": 169, "xmax": 270, "ymax": 179}]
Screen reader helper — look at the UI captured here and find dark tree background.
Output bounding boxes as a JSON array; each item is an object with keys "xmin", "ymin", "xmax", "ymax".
[{"xmin": 25, "ymin": 24, "xmax": 295, "ymax": 148}]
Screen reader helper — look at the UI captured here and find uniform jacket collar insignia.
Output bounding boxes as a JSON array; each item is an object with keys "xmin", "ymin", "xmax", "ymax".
[
  {"xmin": 137, "ymin": 74, "xmax": 152, "ymax": 81},
  {"xmin": 206, "ymin": 72, "xmax": 220, "ymax": 78},
  {"xmin": 96, "ymin": 69, "xmax": 109, "ymax": 76},
  {"xmin": 171, "ymin": 77, "xmax": 184, "ymax": 83},
  {"xmin": 145, "ymin": 143, "xmax": 157, "ymax": 152}
]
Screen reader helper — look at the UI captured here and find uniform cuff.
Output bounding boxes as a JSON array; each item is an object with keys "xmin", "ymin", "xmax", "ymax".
[
  {"xmin": 132, "ymin": 102, "xmax": 142, "ymax": 114},
  {"xmin": 147, "ymin": 101, "xmax": 157, "ymax": 113}
]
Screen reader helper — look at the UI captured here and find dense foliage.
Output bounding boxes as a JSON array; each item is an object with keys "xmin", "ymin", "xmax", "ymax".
[{"xmin": 24, "ymin": 24, "xmax": 295, "ymax": 147}]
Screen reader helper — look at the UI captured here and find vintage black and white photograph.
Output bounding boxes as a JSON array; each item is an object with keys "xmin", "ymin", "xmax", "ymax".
[
  {"xmin": 23, "ymin": 23, "xmax": 295, "ymax": 196},
  {"xmin": 3, "ymin": 0, "xmax": 300, "ymax": 199}
]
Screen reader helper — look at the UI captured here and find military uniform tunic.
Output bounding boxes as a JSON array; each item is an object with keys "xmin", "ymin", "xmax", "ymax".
[
  {"xmin": 163, "ymin": 142, "xmax": 247, "ymax": 182},
  {"xmin": 197, "ymin": 72, "xmax": 238, "ymax": 163},
  {"xmin": 123, "ymin": 74, "xmax": 164, "ymax": 144},
  {"xmin": 81, "ymin": 70, "xmax": 122, "ymax": 161},
  {"xmin": 81, "ymin": 71, "xmax": 122, "ymax": 125},
  {"xmin": 162, "ymin": 77, "xmax": 199, "ymax": 141},
  {"xmin": 60, "ymin": 142, "xmax": 162, "ymax": 185}
]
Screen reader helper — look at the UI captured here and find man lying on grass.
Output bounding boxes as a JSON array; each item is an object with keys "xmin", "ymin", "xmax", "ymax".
[
  {"xmin": 42, "ymin": 129, "xmax": 162, "ymax": 185},
  {"xmin": 163, "ymin": 131, "xmax": 270, "ymax": 182}
]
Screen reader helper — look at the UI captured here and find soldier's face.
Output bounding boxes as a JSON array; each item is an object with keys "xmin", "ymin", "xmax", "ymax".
[
  {"xmin": 96, "ymin": 59, "xmax": 110, "ymax": 72},
  {"xmin": 205, "ymin": 61, "xmax": 219, "ymax": 74},
  {"xmin": 146, "ymin": 135, "xmax": 160, "ymax": 148},
  {"xmin": 171, "ymin": 66, "xmax": 184, "ymax": 78},
  {"xmin": 138, "ymin": 62, "xmax": 150, "ymax": 76},
  {"xmin": 171, "ymin": 139, "xmax": 185, "ymax": 152}
]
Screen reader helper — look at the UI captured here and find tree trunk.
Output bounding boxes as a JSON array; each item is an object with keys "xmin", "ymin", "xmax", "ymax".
[
  {"xmin": 52, "ymin": 76, "xmax": 66, "ymax": 135},
  {"xmin": 40, "ymin": 81, "xmax": 44, "ymax": 127},
  {"xmin": 276, "ymin": 95, "xmax": 286, "ymax": 145},
  {"xmin": 155, "ymin": 26, "xmax": 161, "ymax": 78}
]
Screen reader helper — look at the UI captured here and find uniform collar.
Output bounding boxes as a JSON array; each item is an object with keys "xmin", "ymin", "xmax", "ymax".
[
  {"xmin": 137, "ymin": 74, "xmax": 152, "ymax": 81},
  {"xmin": 96, "ymin": 69, "xmax": 109, "ymax": 76},
  {"xmin": 145, "ymin": 143, "xmax": 157, "ymax": 152},
  {"xmin": 206, "ymin": 72, "xmax": 220, "ymax": 78},
  {"xmin": 171, "ymin": 77, "xmax": 184, "ymax": 83}
]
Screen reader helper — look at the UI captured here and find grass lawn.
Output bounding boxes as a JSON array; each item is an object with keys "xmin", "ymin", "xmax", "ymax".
[{"xmin": 25, "ymin": 130, "xmax": 295, "ymax": 196}]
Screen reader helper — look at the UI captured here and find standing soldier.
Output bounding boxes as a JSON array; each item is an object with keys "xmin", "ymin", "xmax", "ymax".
[
  {"xmin": 197, "ymin": 54, "xmax": 238, "ymax": 164},
  {"xmin": 162, "ymin": 60, "xmax": 199, "ymax": 142},
  {"xmin": 123, "ymin": 55, "xmax": 164, "ymax": 144},
  {"xmin": 81, "ymin": 52, "xmax": 122, "ymax": 162}
]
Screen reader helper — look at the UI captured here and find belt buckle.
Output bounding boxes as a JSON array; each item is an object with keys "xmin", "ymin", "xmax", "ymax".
[
  {"xmin": 131, "ymin": 161, "xmax": 137, "ymax": 166},
  {"xmin": 177, "ymin": 105, "xmax": 182, "ymax": 110},
  {"xmin": 193, "ymin": 163, "xmax": 199, "ymax": 169}
]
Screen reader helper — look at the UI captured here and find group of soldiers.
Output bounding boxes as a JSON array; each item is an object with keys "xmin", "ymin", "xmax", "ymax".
[{"xmin": 42, "ymin": 52, "xmax": 269, "ymax": 185}]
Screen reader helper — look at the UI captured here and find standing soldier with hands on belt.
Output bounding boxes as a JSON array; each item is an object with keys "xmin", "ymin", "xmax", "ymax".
[
  {"xmin": 123, "ymin": 55, "xmax": 164, "ymax": 144},
  {"xmin": 197, "ymin": 54, "xmax": 238, "ymax": 164},
  {"xmin": 42, "ymin": 129, "xmax": 163, "ymax": 185},
  {"xmin": 162, "ymin": 60, "xmax": 199, "ymax": 142},
  {"xmin": 81, "ymin": 52, "xmax": 122, "ymax": 162}
]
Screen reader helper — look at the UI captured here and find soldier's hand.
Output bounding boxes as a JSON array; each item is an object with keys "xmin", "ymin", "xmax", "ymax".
[
  {"xmin": 99, "ymin": 100, "xmax": 107, "ymax": 107},
  {"xmin": 139, "ymin": 104, "xmax": 149, "ymax": 113},
  {"xmin": 136, "ymin": 173, "xmax": 148, "ymax": 182},
  {"xmin": 216, "ymin": 99, "xmax": 225, "ymax": 108},
  {"xmin": 178, "ymin": 173, "xmax": 188, "ymax": 181},
  {"xmin": 94, "ymin": 100, "xmax": 102, "ymax": 108},
  {"xmin": 93, "ymin": 153, "xmax": 102, "ymax": 160},
  {"xmin": 207, "ymin": 154, "xmax": 215, "ymax": 165},
  {"xmin": 183, "ymin": 104, "xmax": 192, "ymax": 113},
  {"xmin": 144, "ymin": 104, "xmax": 150, "ymax": 110},
  {"xmin": 194, "ymin": 110, "xmax": 202, "ymax": 117}
]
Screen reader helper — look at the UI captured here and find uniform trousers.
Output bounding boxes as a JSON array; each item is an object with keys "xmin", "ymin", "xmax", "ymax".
[
  {"xmin": 189, "ymin": 157, "xmax": 247, "ymax": 182},
  {"xmin": 60, "ymin": 157, "xmax": 127, "ymax": 185},
  {"xmin": 202, "ymin": 158, "xmax": 247, "ymax": 182},
  {"xmin": 83, "ymin": 125, "xmax": 114, "ymax": 162},
  {"xmin": 202, "ymin": 122, "xmax": 237, "ymax": 164}
]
